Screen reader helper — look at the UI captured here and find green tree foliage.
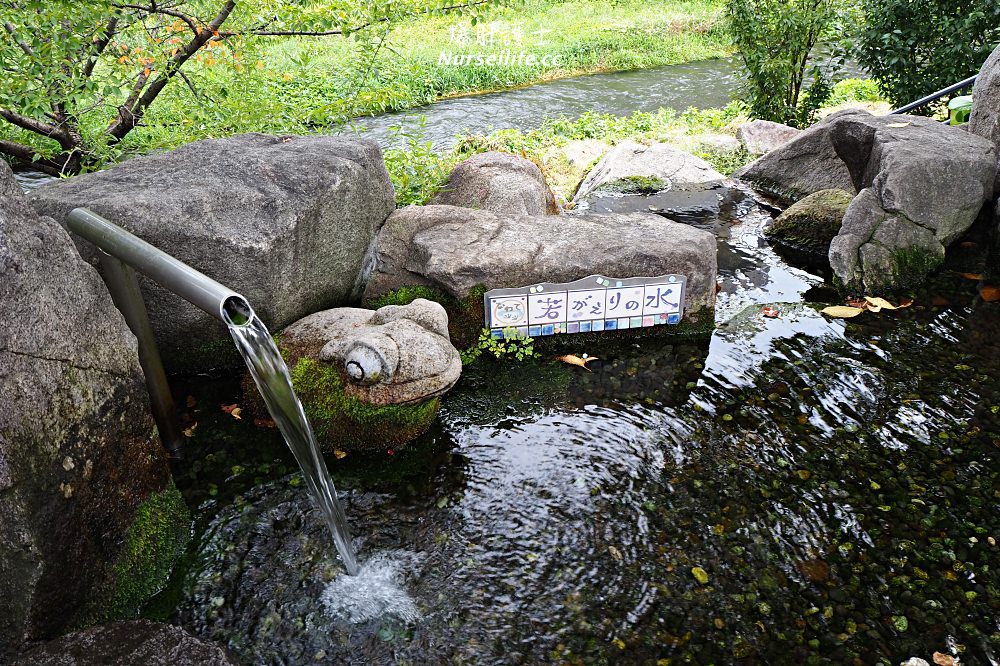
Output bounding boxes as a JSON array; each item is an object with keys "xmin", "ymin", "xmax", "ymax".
[
  {"xmin": 725, "ymin": 0, "xmax": 837, "ymax": 126},
  {"xmin": 855, "ymin": 0, "xmax": 1000, "ymax": 109},
  {"xmin": 0, "ymin": 0, "xmax": 505, "ymax": 174}
]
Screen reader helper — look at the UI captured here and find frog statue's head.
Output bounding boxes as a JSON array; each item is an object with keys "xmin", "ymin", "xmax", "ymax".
[{"xmin": 273, "ymin": 299, "xmax": 462, "ymax": 451}]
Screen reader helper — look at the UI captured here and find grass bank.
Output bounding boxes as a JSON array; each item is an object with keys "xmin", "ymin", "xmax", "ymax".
[{"xmin": 122, "ymin": 0, "xmax": 730, "ymax": 157}]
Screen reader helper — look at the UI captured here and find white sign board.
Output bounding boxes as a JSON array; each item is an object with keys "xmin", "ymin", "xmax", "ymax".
[{"xmin": 484, "ymin": 274, "xmax": 686, "ymax": 338}]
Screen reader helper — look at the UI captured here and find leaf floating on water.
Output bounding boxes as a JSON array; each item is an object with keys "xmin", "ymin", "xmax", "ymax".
[
  {"xmin": 221, "ymin": 403, "xmax": 240, "ymax": 414},
  {"xmin": 761, "ymin": 305, "xmax": 780, "ymax": 318},
  {"xmin": 797, "ymin": 469, "xmax": 812, "ymax": 480},
  {"xmin": 608, "ymin": 545, "xmax": 623, "ymax": 562},
  {"xmin": 230, "ymin": 407, "xmax": 242, "ymax": 420},
  {"xmin": 886, "ymin": 121, "xmax": 911, "ymax": 127},
  {"xmin": 820, "ymin": 305, "xmax": 864, "ymax": 318},
  {"xmin": 253, "ymin": 417, "xmax": 276, "ymax": 428},
  {"xmin": 898, "ymin": 297, "xmax": 914, "ymax": 308},
  {"xmin": 691, "ymin": 566, "xmax": 709, "ymax": 584},
  {"xmin": 865, "ymin": 296, "xmax": 898, "ymax": 310},
  {"xmin": 185, "ymin": 395, "xmax": 197, "ymax": 408},
  {"xmin": 960, "ymin": 272, "xmax": 985, "ymax": 281},
  {"xmin": 182, "ymin": 422, "xmax": 198, "ymax": 438},
  {"xmin": 933, "ymin": 652, "xmax": 959, "ymax": 666},
  {"xmin": 334, "ymin": 449, "xmax": 348, "ymax": 459},
  {"xmin": 979, "ymin": 285, "xmax": 1000, "ymax": 302},
  {"xmin": 557, "ymin": 354, "xmax": 599, "ymax": 371}
]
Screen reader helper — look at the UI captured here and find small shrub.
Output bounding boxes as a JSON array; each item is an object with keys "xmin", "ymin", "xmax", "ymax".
[
  {"xmin": 462, "ymin": 328, "xmax": 538, "ymax": 364},
  {"xmin": 383, "ymin": 116, "xmax": 457, "ymax": 206},
  {"xmin": 725, "ymin": 0, "xmax": 838, "ymax": 126},
  {"xmin": 855, "ymin": 0, "xmax": 1000, "ymax": 109}
]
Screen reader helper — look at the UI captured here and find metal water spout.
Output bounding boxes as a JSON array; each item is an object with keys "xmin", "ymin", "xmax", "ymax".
[{"xmin": 67, "ymin": 207, "xmax": 252, "ymax": 457}]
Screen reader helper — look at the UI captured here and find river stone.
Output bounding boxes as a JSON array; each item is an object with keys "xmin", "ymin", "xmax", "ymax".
[
  {"xmin": 11, "ymin": 620, "xmax": 238, "ymax": 666},
  {"xmin": 29, "ymin": 133, "xmax": 395, "ymax": 373},
  {"xmin": 0, "ymin": 163, "xmax": 176, "ymax": 657},
  {"xmin": 560, "ymin": 139, "xmax": 610, "ymax": 167},
  {"xmin": 736, "ymin": 120, "xmax": 802, "ymax": 155},
  {"xmin": 765, "ymin": 189, "xmax": 854, "ymax": 265},
  {"xmin": 573, "ymin": 139, "xmax": 725, "ymax": 201},
  {"xmin": 364, "ymin": 204, "xmax": 717, "ymax": 328},
  {"xmin": 430, "ymin": 151, "xmax": 558, "ymax": 216},
  {"xmin": 275, "ymin": 299, "xmax": 461, "ymax": 451}
]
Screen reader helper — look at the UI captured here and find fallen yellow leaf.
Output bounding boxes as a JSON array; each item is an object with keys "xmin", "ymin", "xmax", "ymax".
[
  {"xmin": 334, "ymin": 449, "xmax": 348, "ymax": 459},
  {"xmin": 182, "ymin": 422, "xmax": 198, "ymax": 437},
  {"xmin": 230, "ymin": 407, "xmax": 242, "ymax": 420},
  {"xmin": 864, "ymin": 296, "xmax": 897, "ymax": 310},
  {"xmin": 820, "ymin": 305, "xmax": 864, "ymax": 318},
  {"xmin": 556, "ymin": 354, "xmax": 599, "ymax": 371}
]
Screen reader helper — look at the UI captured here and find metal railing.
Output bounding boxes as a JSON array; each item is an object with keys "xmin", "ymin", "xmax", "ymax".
[
  {"xmin": 67, "ymin": 207, "xmax": 253, "ymax": 458},
  {"xmin": 889, "ymin": 74, "xmax": 977, "ymax": 116}
]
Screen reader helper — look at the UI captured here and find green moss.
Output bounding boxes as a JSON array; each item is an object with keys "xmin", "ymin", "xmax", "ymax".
[
  {"xmin": 289, "ymin": 356, "xmax": 441, "ymax": 452},
  {"xmin": 595, "ymin": 175, "xmax": 668, "ymax": 195},
  {"xmin": 367, "ymin": 285, "xmax": 451, "ymax": 310},
  {"xmin": 891, "ymin": 247, "xmax": 944, "ymax": 289},
  {"xmin": 103, "ymin": 482, "xmax": 190, "ymax": 620}
]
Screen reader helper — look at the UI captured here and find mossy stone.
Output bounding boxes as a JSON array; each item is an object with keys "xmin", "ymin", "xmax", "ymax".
[
  {"xmin": 288, "ymin": 356, "xmax": 440, "ymax": 452},
  {"xmin": 98, "ymin": 482, "xmax": 191, "ymax": 621},
  {"xmin": 594, "ymin": 175, "xmax": 668, "ymax": 195},
  {"xmin": 765, "ymin": 189, "xmax": 854, "ymax": 263}
]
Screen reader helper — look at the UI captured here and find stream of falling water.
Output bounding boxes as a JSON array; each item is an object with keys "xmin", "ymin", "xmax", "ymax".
[{"xmin": 223, "ymin": 301, "xmax": 360, "ymax": 576}]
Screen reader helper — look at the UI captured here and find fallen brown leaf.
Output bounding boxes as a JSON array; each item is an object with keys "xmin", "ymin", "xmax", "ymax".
[
  {"xmin": 933, "ymin": 652, "xmax": 959, "ymax": 666},
  {"xmin": 960, "ymin": 272, "xmax": 985, "ymax": 281},
  {"xmin": 182, "ymin": 422, "xmax": 198, "ymax": 438},
  {"xmin": 979, "ymin": 285, "xmax": 1000, "ymax": 302},
  {"xmin": 185, "ymin": 395, "xmax": 197, "ymax": 408}
]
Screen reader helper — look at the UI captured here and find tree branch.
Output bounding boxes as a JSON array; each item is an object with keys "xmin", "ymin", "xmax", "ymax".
[
  {"xmin": 0, "ymin": 139, "xmax": 64, "ymax": 176},
  {"xmin": 82, "ymin": 13, "xmax": 121, "ymax": 79},
  {"xmin": 0, "ymin": 108, "xmax": 62, "ymax": 139},
  {"xmin": 106, "ymin": 0, "xmax": 236, "ymax": 143},
  {"xmin": 114, "ymin": 2, "xmax": 199, "ymax": 36},
  {"xmin": 2, "ymin": 19, "xmax": 34, "ymax": 57}
]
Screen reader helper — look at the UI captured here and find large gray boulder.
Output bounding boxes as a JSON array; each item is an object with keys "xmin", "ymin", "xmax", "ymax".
[
  {"xmin": 0, "ymin": 164, "xmax": 181, "ymax": 657},
  {"xmin": 274, "ymin": 299, "xmax": 461, "ymax": 451},
  {"xmin": 430, "ymin": 151, "xmax": 558, "ymax": 216},
  {"xmin": 364, "ymin": 204, "xmax": 717, "ymax": 327},
  {"xmin": 12, "ymin": 620, "xmax": 238, "ymax": 666},
  {"xmin": 735, "ymin": 110, "xmax": 996, "ymax": 291},
  {"xmin": 573, "ymin": 140, "xmax": 725, "ymax": 202},
  {"xmin": 970, "ymin": 43, "xmax": 1000, "ymax": 151},
  {"xmin": 736, "ymin": 119, "xmax": 802, "ymax": 155},
  {"xmin": 30, "ymin": 133, "xmax": 395, "ymax": 372}
]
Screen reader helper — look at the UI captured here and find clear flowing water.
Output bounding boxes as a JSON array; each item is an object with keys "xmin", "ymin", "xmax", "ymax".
[
  {"xmin": 224, "ymin": 304, "xmax": 360, "ymax": 576},
  {"xmin": 168, "ymin": 193, "xmax": 1000, "ymax": 665}
]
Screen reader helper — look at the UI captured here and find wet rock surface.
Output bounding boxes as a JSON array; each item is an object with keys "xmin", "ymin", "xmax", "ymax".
[
  {"xmin": 0, "ymin": 163, "xmax": 171, "ymax": 655},
  {"xmin": 430, "ymin": 151, "xmax": 558, "ymax": 216},
  {"xmin": 29, "ymin": 133, "xmax": 395, "ymax": 372},
  {"xmin": 12, "ymin": 620, "xmax": 238, "ymax": 666}
]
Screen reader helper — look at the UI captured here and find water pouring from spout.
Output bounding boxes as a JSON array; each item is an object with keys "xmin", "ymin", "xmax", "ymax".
[{"xmin": 222, "ymin": 296, "xmax": 360, "ymax": 576}]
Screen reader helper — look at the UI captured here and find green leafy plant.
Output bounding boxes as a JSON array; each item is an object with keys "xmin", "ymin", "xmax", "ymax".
[
  {"xmin": 855, "ymin": 0, "xmax": 1000, "ymax": 110},
  {"xmin": 725, "ymin": 0, "xmax": 838, "ymax": 126},
  {"xmin": 462, "ymin": 327, "xmax": 538, "ymax": 364},
  {"xmin": 382, "ymin": 116, "xmax": 457, "ymax": 206}
]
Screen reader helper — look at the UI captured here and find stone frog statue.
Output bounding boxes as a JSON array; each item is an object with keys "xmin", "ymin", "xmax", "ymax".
[{"xmin": 270, "ymin": 298, "xmax": 462, "ymax": 452}]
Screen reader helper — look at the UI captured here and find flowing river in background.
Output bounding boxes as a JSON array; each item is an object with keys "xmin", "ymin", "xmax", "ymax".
[{"xmin": 12, "ymin": 57, "xmax": 741, "ymax": 191}]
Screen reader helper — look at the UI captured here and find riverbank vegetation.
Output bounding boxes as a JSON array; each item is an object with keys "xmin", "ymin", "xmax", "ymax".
[
  {"xmin": 384, "ymin": 77, "xmax": 887, "ymax": 206},
  {"xmin": 0, "ymin": 0, "xmax": 729, "ymax": 175}
]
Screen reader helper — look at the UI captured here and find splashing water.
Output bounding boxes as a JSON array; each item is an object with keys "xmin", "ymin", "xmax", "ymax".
[
  {"xmin": 223, "ymin": 298, "xmax": 360, "ymax": 575},
  {"xmin": 321, "ymin": 551, "xmax": 423, "ymax": 623}
]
